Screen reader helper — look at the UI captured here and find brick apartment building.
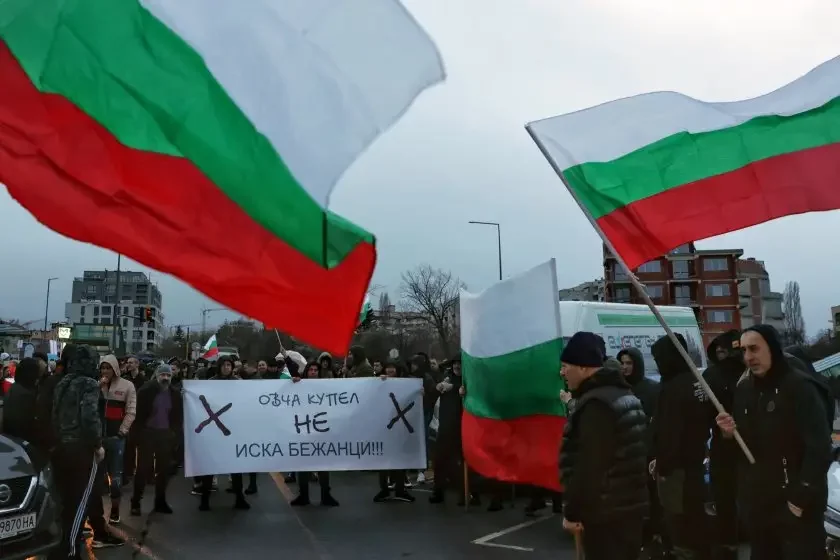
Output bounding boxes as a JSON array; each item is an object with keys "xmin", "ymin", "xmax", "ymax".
[{"xmin": 603, "ymin": 242, "xmax": 743, "ymax": 347}]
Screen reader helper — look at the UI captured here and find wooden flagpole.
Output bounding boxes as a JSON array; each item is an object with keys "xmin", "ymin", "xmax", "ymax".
[{"xmin": 525, "ymin": 124, "xmax": 754, "ymax": 464}]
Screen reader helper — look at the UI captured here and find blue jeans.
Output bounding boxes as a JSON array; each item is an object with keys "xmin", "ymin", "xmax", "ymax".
[{"xmin": 103, "ymin": 436, "xmax": 126, "ymax": 499}]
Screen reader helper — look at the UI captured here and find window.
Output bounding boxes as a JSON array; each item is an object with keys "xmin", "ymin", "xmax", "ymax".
[
  {"xmin": 85, "ymin": 284, "xmax": 97, "ymax": 295},
  {"xmin": 674, "ymin": 285, "xmax": 691, "ymax": 305},
  {"xmin": 148, "ymin": 330, "xmax": 156, "ymax": 340},
  {"xmin": 133, "ymin": 329, "xmax": 143, "ymax": 340},
  {"xmin": 759, "ymin": 279, "xmax": 771, "ymax": 296},
  {"xmin": 672, "ymin": 260, "xmax": 689, "ymax": 278},
  {"xmin": 646, "ymin": 285, "xmax": 663, "ymax": 298},
  {"xmin": 93, "ymin": 318, "xmax": 99, "ymax": 325},
  {"xmin": 78, "ymin": 317, "xmax": 85, "ymax": 325},
  {"xmin": 134, "ymin": 306, "xmax": 143, "ymax": 318},
  {"xmin": 134, "ymin": 318, "xmax": 142, "ymax": 328},
  {"xmin": 123, "ymin": 306, "xmax": 129, "ymax": 316},
  {"xmin": 669, "ymin": 244, "xmax": 690, "ymax": 255},
  {"xmin": 703, "ymin": 258, "xmax": 728, "ymax": 271},
  {"xmin": 101, "ymin": 318, "xmax": 111, "ymax": 325},
  {"xmin": 708, "ymin": 310, "xmax": 734, "ymax": 323},
  {"xmin": 102, "ymin": 305, "xmax": 111, "ymax": 315},
  {"xmin": 80, "ymin": 306, "xmax": 86, "ymax": 316},
  {"xmin": 123, "ymin": 318, "xmax": 128, "ymax": 327},
  {"xmin": 637, "ymin": 260, "xmax": 661, "ymax": 273},
  {"xmin": 705, "ymin": 284, "xmax": 731, "ymax": 297},
  {"xmin": 93, "ymin": 306, "xmax": 100, "ymax": 316},
  {"xmin": 105, "ymin": 284, "xmax": 115, "ymax": 295},
  {"xmin": 615, "ymin": 287, "xmax": 631, "ymax": 302},
  {"xmin": 613, "ymin": 268, "xmax": 629, "ymax": 281}
]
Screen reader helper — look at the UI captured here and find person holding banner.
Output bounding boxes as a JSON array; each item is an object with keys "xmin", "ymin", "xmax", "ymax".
[
  {"xmin": 197, "ymin": 356, "xmax": 250, "ymax": 511},
  {"xmin": 373, "ymin": 361, "xmax": 417, "ymax": 504},
  {"xmin": 290, "ymin": 361, "xmax": 340, "ymax": 507}
]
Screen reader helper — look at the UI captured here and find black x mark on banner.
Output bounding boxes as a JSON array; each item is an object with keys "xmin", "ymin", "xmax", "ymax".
[
  {"xmin": 195, "ymin": 394, "xmax": 233, "ymax": 436},
  {"xmin": 386, "ymin": 392, "xmax": 415, "ymax": 434}
]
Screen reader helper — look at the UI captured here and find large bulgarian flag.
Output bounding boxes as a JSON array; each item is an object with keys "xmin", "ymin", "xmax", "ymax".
[
  {"xmin": 460, "ymin": 259, "xmax": 566, "ymax": 491},
  {"xmin": 0, "ymin": 0, "xmax": 444, "ymax": 354},
  {"xmin": 527, "ymin": 56, "xmax": 840, "ymax": 269}
]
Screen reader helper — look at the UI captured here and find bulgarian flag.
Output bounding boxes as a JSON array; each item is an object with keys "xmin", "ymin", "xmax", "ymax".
[
  {"xmin": 527, "ymin": 56, "xmax": 840, "ymax": 269},
  {"xmin": 0, "ymin": 0, "xmax": 444, "ymax": 355},
  {"xmin": 202, "ymin": 335, "xmax": 219, "ymax": 360},
  {"xmin": 359, "ymin": 294, "xmax": 372, "ymax": 326},
  {"xmin": 460, "ymin": 259, "xmax": 566, "ymax": 491}
]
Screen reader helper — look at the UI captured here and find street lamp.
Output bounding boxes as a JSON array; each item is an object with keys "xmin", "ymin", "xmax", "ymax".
[
  {"xmin": 468, "ymin": 221, "xmax": 502, "ymax": 281},
  {"xmin": 44, "ymin": 277, "xmax": 58, "ymax": 332}
]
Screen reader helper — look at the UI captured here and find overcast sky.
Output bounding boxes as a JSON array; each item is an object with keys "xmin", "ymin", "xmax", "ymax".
[{"xmin": 2, "ymin": 0, "xmax": 839, "ymax": 336}]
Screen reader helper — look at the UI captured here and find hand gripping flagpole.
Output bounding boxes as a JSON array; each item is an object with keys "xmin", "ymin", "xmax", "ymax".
[{"xmin": 525, "ymin": 124, "xmax": 755, "ymax": 465}]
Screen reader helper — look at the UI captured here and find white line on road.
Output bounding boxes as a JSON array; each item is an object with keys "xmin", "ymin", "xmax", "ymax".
[{"xmin": 471, "ymin": 514, "xmax": 555, "ymax": 553}]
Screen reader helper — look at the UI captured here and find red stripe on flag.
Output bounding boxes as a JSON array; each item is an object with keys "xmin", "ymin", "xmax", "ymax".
[{"xmin": 0, "ymin": 41, "xmax": 374, "ymax": 354}]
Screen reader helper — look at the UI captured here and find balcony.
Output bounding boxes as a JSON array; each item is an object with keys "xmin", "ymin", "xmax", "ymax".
[{"xmin": 674, "ymin": 297, "xmax": 698, "ymax": 307}]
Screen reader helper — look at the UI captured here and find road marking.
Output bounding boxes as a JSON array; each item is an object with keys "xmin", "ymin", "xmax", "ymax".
[
  {"xmin": 471, "ymin": 514, "xmax": 555, "ymax": 553},
  {"xmin": 270, "ymin": 473, "xmax": 333, "ymax": 560},
  {"xmin": 269, "ymin": 472, "xmax": 295, "ymax": 501}
]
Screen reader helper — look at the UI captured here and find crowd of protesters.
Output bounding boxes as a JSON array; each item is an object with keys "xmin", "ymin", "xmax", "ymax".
[{"xmin": 0, "ymin": 321, "xmax": 836, "ymax": 560}]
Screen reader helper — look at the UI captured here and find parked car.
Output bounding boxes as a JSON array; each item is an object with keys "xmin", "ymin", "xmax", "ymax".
[{"xmin": 0, "ymin": 434, "xmax": 61, "ymax": 560}]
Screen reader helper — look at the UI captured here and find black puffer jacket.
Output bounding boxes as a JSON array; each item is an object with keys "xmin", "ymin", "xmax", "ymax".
[
  {"xmin": 1, "ymin": 358, "xmax": 41, "ymax": 444},
  {"xmin": 617, "ymin": 347, "xmax": 659, "ymax": 454},
  {"xmin": 704, "ymin": 330, "xmax": 745, "ymax": 467},
  {"xmin": 560, "ymin": 366, "xmax": 649, "ymax": 524}
]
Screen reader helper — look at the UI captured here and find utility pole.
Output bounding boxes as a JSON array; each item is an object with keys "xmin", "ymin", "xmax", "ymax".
[
  {"xmin": 468, "ymin": 221, "xmax": 503, "ymax": 280},
  {"xmin": 44, "ymin": 277, "xmax": 59, "ymax": 333},
  {"xmin": 201, "ymin": 306, "xmax": 227, "ymax": 336},
  {"xmin": 112, "ymin": 254, "xmax": 122, "ymax": 350}
]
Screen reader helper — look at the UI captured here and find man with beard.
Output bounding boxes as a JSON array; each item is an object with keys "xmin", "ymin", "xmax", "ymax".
[
  {"xmin": 130, "ymin": 364, "xmax": 183, "ymax": 516},
  {"xmin": 49, "ymin": 345, "xmax": 104, "ymax": 560},
  {"xmin": 703, "ymin": 330, "xmax": 744, "ymax": 560},
  {"xmin": 716, "ymin": 325, "xmax": 832, "ymax": 559}
]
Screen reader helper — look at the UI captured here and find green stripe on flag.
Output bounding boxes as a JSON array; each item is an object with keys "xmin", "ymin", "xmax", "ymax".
[
  {"xmin": 463, "ymin": 338, "xmax": 566, "ymax": 421},
  {"xmin": 0, "ymin": 0, "xmax": 371, "ymax": 267}
]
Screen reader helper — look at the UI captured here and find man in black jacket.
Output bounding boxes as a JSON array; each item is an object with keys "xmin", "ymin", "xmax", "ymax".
[
  {"xmin": 49, "ymin": 344, "xmax": 104, "ymax": 560},
  {"xmin": 650, "ymin": 334, "xmax": 711, "ymax": 559},
  {"xmin": 1, "ymin": 357, "xmax": 42, "ymax": 445},
  {"xmin": 703, "ymin": 330, "xmax": 744, "ymax": 560},
  {"xmin": 130, "ymin": 364, "xmax": 183, "ymax": 517},
  {"xmin": 716, "ymin": 325, "xmax": 832, "ymax": 559},
  {"xmin": 559, "ymin": 332, "xmax": 649, "ymax": 560}
]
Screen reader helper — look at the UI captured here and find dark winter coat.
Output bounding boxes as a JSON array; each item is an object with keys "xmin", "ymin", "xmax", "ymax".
[
  {"xmin": 1, "ymin": 358, "xmax": 41, "ymax": 444},
  {"xmin": 704, "ymin": 331, "xmax": 746, "ymax": 469},
  {"xmin": 435, "ymin": 374, "xmax": 463, "ymax": 452},
  {"xmin": 52, "ymin": 345, "xmax": 103, "ymax": 452},
  {"xmin": 651, "ymin": 334, "xmax": 712, "ymax": 476},
  {"xmin": 616, "ymin": 347, "xmax": 659, "ymax": 454},
  {"xmin": 134, "ymin": 380, "xmax": 184, "ymax": 433},
  {"xmin": 560, "ymin": 367, "xmax": 649, "ymax": 524},
  {"xmin": 734, "ymin": 325, "xmax": 833, "ymax": 524}
]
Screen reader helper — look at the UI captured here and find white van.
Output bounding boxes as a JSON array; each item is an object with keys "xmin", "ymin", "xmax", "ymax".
[{"xmin": 556, "ymin": 301, "xmax": 707, "ymax": 378}]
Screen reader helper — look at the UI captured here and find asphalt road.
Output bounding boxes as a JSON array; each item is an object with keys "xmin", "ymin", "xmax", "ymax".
[{"xmin": 84, "ymin": 472, "xmax": 581, "ymax": 560}]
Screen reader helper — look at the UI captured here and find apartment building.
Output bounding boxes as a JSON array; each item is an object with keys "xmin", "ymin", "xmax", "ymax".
[
  {"xmin": 737, "ymin": 258, "xmax": 785, "ymax": 332},
  {"xmin": 603, "ymin": 243, "xmax": 743, "ymax": 347},
  {"xmin": 558, "ymin": 279, "xmax": 605, "ymax": 302},
  {"xmin": 64, "ymin": 270, "xmax": 164, "ymax": 352}
]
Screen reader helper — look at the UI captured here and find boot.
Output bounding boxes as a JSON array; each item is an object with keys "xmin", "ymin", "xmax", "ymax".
[
  {"xmin": 429, "ymin": 489, "xmax": 444, "ymax": 504},
  {"xmin": 233, "ymin": 494, "xmax": 251, "ymax": 510},
  {"xmin": 245, "ymin": 473, "xmax": 258, "ymax": 495},
  {"xmin": 320, "ymin": 491, "xmax": 339, "ymax": 507},
  {"xmin": 290, "ymin": 494, "xmax": 310, "ymax": 506}
]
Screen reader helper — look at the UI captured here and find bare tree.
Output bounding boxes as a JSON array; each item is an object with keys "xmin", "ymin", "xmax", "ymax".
[
  {"xmin": 400, "ymin": 264, "xmax": 465, "ymax": 357},
  {"xmin": 782, "ymin": 280, "xmax": 806, "ymax": 345}
]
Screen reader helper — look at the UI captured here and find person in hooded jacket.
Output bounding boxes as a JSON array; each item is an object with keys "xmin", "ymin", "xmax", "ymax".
[
  {"xmin": 616, "ymin": 347, "xmax": 663, "ymax": 551},
  {"xmin": 318, "ymin": 352, "xmax": 334, "ymax": 379},
  {"xmin": 1, "ymin": 357, "xmax": 43, "ymax": 445},
  {"xmin": 559, "ymin": 332, "xmax": 649, "ymax": 560},
  {"xmin": 50, "ymin": 344, "xmax": 104, "ymax": 560},
  {"xmin": 429, "ymin": 357, "xmax": 482, "ymax": 506},
  {"xmin": 716, "ymin": 325, "xmax": 832, "ymax": 560},
  {"xmin": 347, "ymin": 345, "xmax": 374, "ymax": 377},
  {"xmin": 703, "ymin": 330, "xmax": 745, "ymax": 560},
  {"xmin": 290, "ymin": 361, "xmax": 340, "ymax": 507},
  {"xmin": 650, "ymin": 334, "xmax": 711, "ymax": 560},
  {"xmin": 410, "ymin": 352, "xmax": 440, "ymax": 484}
]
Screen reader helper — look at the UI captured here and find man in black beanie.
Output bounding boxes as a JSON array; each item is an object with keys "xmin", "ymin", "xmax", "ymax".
[
  {"xmin": 558, "ymin": 332, "xmax": 649, "ymax": 560},
  {"xmin": 716, "ymin": 325, "xmax": 832, "ymax": 559}
]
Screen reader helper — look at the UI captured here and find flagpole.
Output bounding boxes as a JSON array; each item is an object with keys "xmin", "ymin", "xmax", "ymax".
[{"xmin": 525, "ymin": 124, "xmax": 754, "ymax": 464}]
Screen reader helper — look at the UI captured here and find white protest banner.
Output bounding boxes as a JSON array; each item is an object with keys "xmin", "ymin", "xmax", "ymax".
[{"xmin": 183, "ymin": 378, "xmax": 426, "ymax": 476}]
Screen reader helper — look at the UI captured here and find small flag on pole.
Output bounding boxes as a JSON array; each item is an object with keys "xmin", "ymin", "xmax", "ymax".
[{"xmin": 202, "ymin": 334, "xmax": 219, "ymax": 360}]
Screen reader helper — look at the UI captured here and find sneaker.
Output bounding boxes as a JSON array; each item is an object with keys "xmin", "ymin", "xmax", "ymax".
[
  {"xmin": 392, "ymin": 491, "xmax": 416, "ymax": 503},
  {"xmin": 373, "ymin": 490, "xmax": 391, "ymax": 503},
  {"xmin": 211, "ymin": 476, "xmax": 219, "ymax": 491},
  {"xmin": 91, "ymin": 533, "xmax": 126, "ymax": 549},
  {"xmin": 387, "ymin": 480, "xmax": 396, "ymax": 490},
  {"xmin": 109, "ymin": 511, "xmax": 121, "ymax": 525},
  {"xmin": 415, "ymin": 472, "xmax": 426, "ymax": 484},
  {"xmin": 191, "ymin": 483, "xmax": 202, "ymax": 496},
  {"xmin": 403, "ymin": 476, "xmax": 413, "ymax": 489}
]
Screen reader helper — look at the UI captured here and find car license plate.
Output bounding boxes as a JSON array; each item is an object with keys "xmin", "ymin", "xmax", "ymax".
[{"xmin": 0, "ymin": 513, "xmax": 37, "ymax": 540}]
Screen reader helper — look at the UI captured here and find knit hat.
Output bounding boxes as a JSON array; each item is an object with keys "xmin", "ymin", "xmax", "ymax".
[
  {"xmin": 560, "ymin": 332, "xmax": 606, "ymax": 368},
  {"xmin": 155, "ymin": 363, "xmax": 173, "ymax": 376}
]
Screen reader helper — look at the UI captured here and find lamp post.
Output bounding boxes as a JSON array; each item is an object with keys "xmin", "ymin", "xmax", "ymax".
[
  {"xmin": 468, "ymin": 221, "xmax": 502, "ymax": 281},
  {"xmin": 44, "ymin": 277, "xmax": 59, "ymax": 333}
]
